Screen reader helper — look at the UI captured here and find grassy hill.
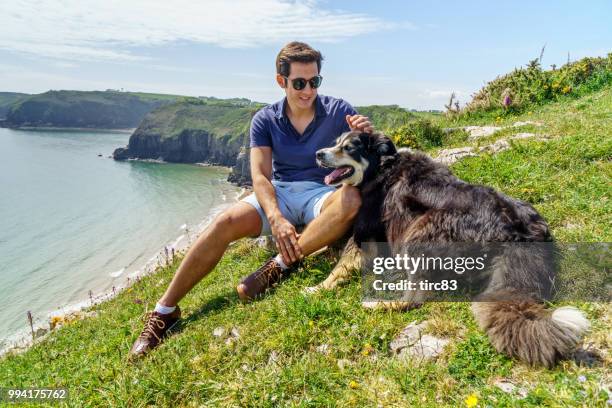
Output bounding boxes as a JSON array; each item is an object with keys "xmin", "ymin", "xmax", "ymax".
[
  {"xmin": 0, "ymin": 91, "xmax": 29, "ymax": 118},
  {"xmin": 3, "ymin": 90, "xmax": 186, "ymax": 129},
  {"xmin": 134, "ymin": 97, "xmax": 264, "ymax": 143},
  {"xmin": 355, "ymin": 105, "xmax": 419, "ymax": 131},
  {"xmin": 1, "ymin": 76, "xmax": 610, "ymax": 405}
]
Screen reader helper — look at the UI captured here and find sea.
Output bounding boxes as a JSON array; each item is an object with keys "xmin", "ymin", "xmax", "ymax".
[{"xmin": 0, "ymin": 127, "xmax": 242, "ymax": 352}]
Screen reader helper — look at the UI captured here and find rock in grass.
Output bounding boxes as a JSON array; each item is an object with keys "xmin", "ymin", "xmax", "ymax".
[
  {"xmin": 464, "ymin": 126, "xmax": 502, "ymax": 139},
  {"xmin": 494, "ymin": 379, "xmax": 528, "ymax": 399},
  {"xmin": 434, "ymin": 147, "xmax": 476, "ymax": 165},
  {"xmin": 213, "ymin": 327, "xmax": 225, "ymax": 338},
  {"xmin": 479, "ymin": 139, "xmax": 511, "ymax": 154},
  {"xmin": 224, "ymin": 327, "xmax": 241, "ymax": 346},
  {"xmin": 230, "ymin": 327, "xmax": 240, "ymax": 339},
  {"xmin": 390, "ymin": 321, "xmax": 450, "ymax": 361},
  {"xmin": 494, "ymin": 379, "xmax": 516, "ymax": 393},
  {"xmin": 513, "ymin": 121, "xmax": 543, "ymax": 127},
  {"xmin": 316, "ymin": 344, "xmax": 330, "ymax": 355}
]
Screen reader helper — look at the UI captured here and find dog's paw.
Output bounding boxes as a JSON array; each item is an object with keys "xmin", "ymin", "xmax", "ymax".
[{"xmin": 303, "ymin": 285, "xmax": 322, "ymax": 295}]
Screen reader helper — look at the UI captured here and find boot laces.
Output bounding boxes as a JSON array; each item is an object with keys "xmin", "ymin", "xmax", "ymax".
[
  {"xmin": 255, "ymin": 260, "xmax": 282, "ymax": 286},
  {"xmin": 139, "ymin": 312, "xmax": 166, "ymax": 342}
]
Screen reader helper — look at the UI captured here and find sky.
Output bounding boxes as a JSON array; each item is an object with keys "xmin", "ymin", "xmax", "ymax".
[{"xmin": 0, "ymin": 0, "xmax": 610, "ymax": 110}]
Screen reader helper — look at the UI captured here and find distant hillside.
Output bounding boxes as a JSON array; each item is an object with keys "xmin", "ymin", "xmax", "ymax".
[
  {"xmin": 0, "ymin": 92, "xmax": 29, "ymax": 118},
  {"xmin": 355, "ymin": 105, "xmax": 419, "ymax": 132},
  {"xmin": 3, "ymin": 90, "xmax": 185, "ymax": 129},
  {"xmin": 113, "ymin": 97, "xmax": 263, "ymax": 170}
]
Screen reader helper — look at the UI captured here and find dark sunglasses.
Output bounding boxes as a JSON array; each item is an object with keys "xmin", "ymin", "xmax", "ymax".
[{"xmin": 283, "ymin": 75, "xmax": 323, "ymax": 91}]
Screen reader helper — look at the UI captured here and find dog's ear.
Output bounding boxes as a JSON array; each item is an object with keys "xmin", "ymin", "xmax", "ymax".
[{"xmin": 373, "ymin": 135, "xmax": 397, "ymax": 156}]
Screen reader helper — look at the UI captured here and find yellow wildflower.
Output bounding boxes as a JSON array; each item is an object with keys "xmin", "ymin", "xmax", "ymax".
[
  {"xmin": 308, "ymin": 320, "xmax": 314, "ymax": 327},
  {"xmin": 50, "ymin": 315, "xmax": 66, "ymax": 330},
  {"xmin": 361, "ymin": 343, "xmax": 374, "ymax": 356},
  {"xmin": 465, "ymin": 393, "xmax": 478, "ymax": 408},
  {"xmin": 528, "ymin": 111, "xmax": 533, "ymax": 115},
  {"xmin": 562, "ymin": 86, "xmax": 571, "ymax": 94},
  {"xmin": 349, "ymin": 380, "xmax": 359, "ymax": 389}
]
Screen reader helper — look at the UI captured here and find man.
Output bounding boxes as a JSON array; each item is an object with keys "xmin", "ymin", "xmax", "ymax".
[{"xmin": 129, "ymin": 41, "xmax": 373, "ymax": 359}]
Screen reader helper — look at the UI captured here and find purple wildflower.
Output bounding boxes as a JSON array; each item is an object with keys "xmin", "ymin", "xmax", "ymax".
[
  {"xmin": 503, "ymin": 95, "xmax": 512, "ymax": 107},
  {"xmin": 578, "ymin": 375, "xmax": 586, "ymax": 383}
]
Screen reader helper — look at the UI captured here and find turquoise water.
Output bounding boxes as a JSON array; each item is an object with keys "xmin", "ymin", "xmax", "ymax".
[{"xmin": 0, "ymin": 128, "xmax": 240, "ymax": 348}]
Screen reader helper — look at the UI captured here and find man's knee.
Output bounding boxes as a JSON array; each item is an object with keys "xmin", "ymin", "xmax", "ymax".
[
  {"xmin": 339, "ymin": 185, "xmax": 361, "ymax": 219},
  {"xmin": 210, "ymin": 207, "xmax": 258, "ymax": 241}
]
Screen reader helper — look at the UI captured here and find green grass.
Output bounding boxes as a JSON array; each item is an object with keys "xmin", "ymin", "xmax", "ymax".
[{"xmin": 1, "ymin": 88, "xmax": 610, "ymax": 407}]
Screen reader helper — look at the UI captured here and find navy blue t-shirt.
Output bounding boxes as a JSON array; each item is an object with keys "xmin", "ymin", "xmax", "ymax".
[{"xmin": 249, "ymin": 94, "xmax": 357, "ymax": 183}]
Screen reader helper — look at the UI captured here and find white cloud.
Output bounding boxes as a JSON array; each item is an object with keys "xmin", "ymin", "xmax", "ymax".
[{"xmin": 0, "ymin": 1, "xmax": 402, "ymax": 62}]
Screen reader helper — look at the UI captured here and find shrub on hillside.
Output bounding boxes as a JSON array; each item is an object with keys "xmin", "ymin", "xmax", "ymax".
[
  {"xmin": 463, "ymin": 53, "xmax": 612, "ymax": 115},
  {"xmin": 388, "ymin": 119, "xmax": 445, "ymax": 150}
]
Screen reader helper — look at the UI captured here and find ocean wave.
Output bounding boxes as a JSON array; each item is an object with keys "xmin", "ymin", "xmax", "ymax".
[
  {"xmin": 170, "ymin": 235, "xmax": 185, "ymax": 249},
  {"xmin": 109, "ymin": 267, "xmax": 125, "ymax": 278}
]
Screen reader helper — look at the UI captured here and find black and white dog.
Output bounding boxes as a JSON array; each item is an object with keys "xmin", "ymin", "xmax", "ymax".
[{"xmin": 310, "ymin": 131, "xmax": 589, "ymax": 368}]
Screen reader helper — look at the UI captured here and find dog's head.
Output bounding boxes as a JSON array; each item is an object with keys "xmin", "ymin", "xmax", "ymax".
[{"xmin": 316, "ymin": 131, "xmax": 397, "ymax": 187}]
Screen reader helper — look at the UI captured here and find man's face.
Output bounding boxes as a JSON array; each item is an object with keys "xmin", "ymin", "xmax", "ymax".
[{"xmin": 276, "ymin": 61, "xmax": 319, "ymax": 111}]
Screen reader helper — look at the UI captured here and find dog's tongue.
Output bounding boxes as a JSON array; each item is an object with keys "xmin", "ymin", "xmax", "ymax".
[{"xmin": 324, "ymin": 166, "xmax": 352, "ymax": 185}]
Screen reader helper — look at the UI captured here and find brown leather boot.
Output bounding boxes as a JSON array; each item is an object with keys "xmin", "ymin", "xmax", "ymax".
[
  {"xmin": 128, "ymin": 305, "xmax": 181, "ymax": 360},
  {"xmin": 236, "ymin": 257, "xmax": 290, "ymax": 301}
]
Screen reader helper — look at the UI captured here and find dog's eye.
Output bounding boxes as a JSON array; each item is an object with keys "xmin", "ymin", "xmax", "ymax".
[{"xmin": 343, "ymin": 146, "xmax": 353, "ymax": 152}]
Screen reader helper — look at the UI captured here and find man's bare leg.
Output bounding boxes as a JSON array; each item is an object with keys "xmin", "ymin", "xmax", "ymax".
[
  {"xmin": 158, "ymin": 202, "xmax": 262, "ymax": 307},
  {"xmin": 294, "ymin": 184, "xmax": 361, "ymax": 259},
  {"xmin": 129, "ymin": 202, "xmax": 263, "ymax": 359}
]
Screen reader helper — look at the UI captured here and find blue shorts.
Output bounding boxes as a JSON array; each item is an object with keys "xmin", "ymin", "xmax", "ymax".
[{"xmin": 242, "ymin": 180, "xmax": 338, "ymax": 236}]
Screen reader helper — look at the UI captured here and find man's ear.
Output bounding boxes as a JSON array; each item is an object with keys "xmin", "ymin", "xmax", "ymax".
[{"xmin": 276, "ymin": 74, "xmax": 287, "ymax": 88}]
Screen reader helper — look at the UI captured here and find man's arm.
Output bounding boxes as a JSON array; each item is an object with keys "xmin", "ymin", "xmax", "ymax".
[{"xmin": 250, "ymin": 147, "xmax": 302, "ymax": 264}]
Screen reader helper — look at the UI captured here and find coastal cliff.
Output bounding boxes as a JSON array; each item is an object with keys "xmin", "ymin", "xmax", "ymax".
[
  {"xmin": 227, "ymin": 145, "xmax": 252, "ymax": 186},
  {"xmin": 113, "ymin": 98, "xmax": 261, "ymax": 183}
]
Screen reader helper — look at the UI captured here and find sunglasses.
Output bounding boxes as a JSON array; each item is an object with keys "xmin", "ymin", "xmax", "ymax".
[{"xmin": 283, "ymin": 75, "xmax": 323, "ymax": 91}]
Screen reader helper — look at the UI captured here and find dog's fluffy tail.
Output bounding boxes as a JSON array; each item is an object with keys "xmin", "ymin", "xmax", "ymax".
[{"xmin": 471, "ymin": 290, "xmax": 590, "ymax": 368}]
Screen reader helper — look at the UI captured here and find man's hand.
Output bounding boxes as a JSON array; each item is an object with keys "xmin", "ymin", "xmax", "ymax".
[
  {"xmin": 346, "ymin": 114, "xmax": 374, "ymax": 133},
  {"xmin": 270, "ymin": 214, "xmax": 303, "ymax": 265}
]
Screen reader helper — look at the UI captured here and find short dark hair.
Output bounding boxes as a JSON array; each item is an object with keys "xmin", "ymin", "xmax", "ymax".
[{"xmin": 276, "ymin": 41, "xmax": 323, "ymax": 77}]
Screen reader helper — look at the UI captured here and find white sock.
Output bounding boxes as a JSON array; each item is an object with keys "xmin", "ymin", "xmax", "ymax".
[
  {"xmin": 154, "ymin": 302, "xmax": 176, "ymax": 315},
  {"xmin": 274, "ymin": 254, "xmax": 289, "ymax": 270}
]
